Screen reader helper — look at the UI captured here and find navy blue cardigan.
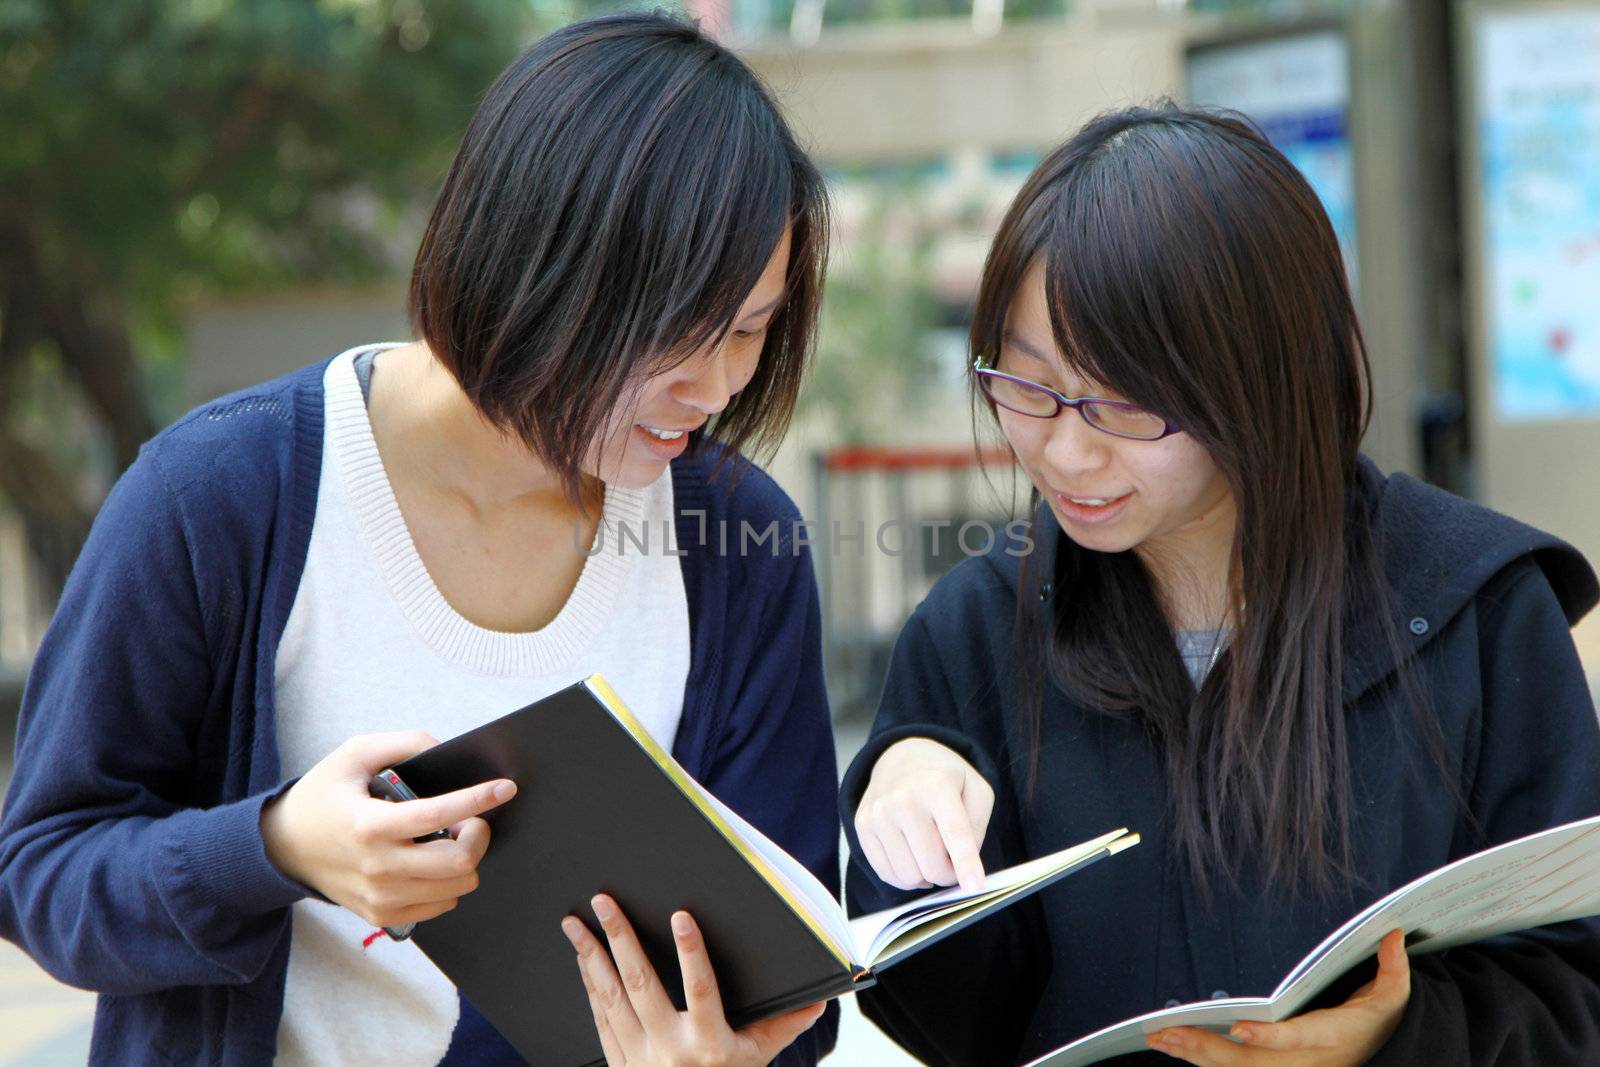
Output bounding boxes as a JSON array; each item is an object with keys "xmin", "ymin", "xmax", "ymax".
[
  {"xmin": 843, "ymin": 460, "xmax": 1600, "ymax": 1065},
  {"xmin": 0, "ymin": 359, "xmax": 840, "ymax": 1065}
]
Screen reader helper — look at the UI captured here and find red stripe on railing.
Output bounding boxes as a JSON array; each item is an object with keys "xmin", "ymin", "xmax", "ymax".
[{"xmin": 820, "ymin": 446, "xmax": 1013, "ymax": 472}]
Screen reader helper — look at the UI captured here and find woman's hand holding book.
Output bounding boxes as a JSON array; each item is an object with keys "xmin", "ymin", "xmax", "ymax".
[
  {"xmin": 1143, "ymin": 929, "xmax": 1412, "ymax": 1067},
  {"xmin": 260, "ymin": 730, "xmax": 516, "ymax": 929},
  {"xmin": 562, "ymin": 894, "xmax": 827, "ymax": 1067}
]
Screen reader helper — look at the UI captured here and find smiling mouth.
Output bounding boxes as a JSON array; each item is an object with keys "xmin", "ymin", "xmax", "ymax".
[
  {"xmin": 639, "ymin": 418, "xmax": 708, "ymax": 441},
  {"xmin": 1058, "ymin": 491, "xmax": 1132, "ymax": 507}
]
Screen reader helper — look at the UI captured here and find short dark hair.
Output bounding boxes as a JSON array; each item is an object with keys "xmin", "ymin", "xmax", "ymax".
[{"xmin": 408, "ymin": 12, "xmax": 828, "ymax": 497}]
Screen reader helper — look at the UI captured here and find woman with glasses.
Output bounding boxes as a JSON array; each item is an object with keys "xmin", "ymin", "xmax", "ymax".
[
  {"xmin": 0, "ymin": 14, "xmax": 838, "ymax": 1067},
  {"xmin": 843, "ymin": 105, "xmax": 1600, "ymax": 1066}
]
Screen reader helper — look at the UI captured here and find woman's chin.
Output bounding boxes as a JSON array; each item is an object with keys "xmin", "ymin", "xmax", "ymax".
[
  {"xmin": 1050, "ymin": 508, "xmax": 1144, "ymax": 555},
  {"xmin": 605, "ymin": 453, "xmax": 672, "ymax": 490}
]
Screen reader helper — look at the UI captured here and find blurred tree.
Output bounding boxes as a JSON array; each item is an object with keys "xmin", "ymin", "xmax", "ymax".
[
  {"xmin": 0, "ymin": 0, "xmax": 533, "ymax": 591},
  {"xmin": 803, "ymin": 178, "xmax": 944, "ymax": 443}
]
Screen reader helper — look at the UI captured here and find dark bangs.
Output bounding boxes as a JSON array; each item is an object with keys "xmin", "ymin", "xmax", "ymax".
[
  {"xmin": 409, "ymin": 12, "xmax": 827, "ymax": 498},
  {"xmin": 972, "ymin": 106, "xmax": 1368, "ymax": 469}
]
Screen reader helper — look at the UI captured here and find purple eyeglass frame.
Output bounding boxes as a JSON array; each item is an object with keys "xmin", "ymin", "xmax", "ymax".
[{"xmin": 972, "ymin": 357, "xmax": 1182, "ymax": 441}]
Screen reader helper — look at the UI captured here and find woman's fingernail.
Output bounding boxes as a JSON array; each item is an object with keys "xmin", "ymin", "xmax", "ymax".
[
  {"xmin": 560, "ymin": 917, "xmax": 582, "ymax": 943},
  {"xmin": 671, "ymin": 911, "xmax": 694, "ymax": 938},
  {"xmin": 591, "ymin": 895, "xmax": 616, "ymax": 922},
  {"xmin": 493, "ymin": 780, "xmax": 516, "ymax": 803}
]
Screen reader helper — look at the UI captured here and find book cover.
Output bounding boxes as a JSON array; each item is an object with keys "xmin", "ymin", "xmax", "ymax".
[{"xmin": 386, "ymin": 676, "xmax": 1138, "ymax": 1066}]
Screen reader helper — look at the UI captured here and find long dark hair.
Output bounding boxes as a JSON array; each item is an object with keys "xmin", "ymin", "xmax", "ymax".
[
  {"xmin": 409, "ymin": 12, "xmax": 828, "ymax": 499},
  {"xmin": 973, "ymin": 104, "xmax": 1419, "ymax": 897}
]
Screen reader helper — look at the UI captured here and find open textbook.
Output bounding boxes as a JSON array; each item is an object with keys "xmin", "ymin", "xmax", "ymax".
[
  {"xmin": 380, "ymin": 675, "xmax": 1140, "ymax": 1067},
  {"xmin": 715, "ymin": 793, "xmax": 1142, "ymax": 976},
  {"xmin": 1023, "ymin": 812, "xmax": 1600, "ymax": 1066}
]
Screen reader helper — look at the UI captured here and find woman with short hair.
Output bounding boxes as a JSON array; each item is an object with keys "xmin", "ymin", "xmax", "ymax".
[{"xmin": 0, "ymin": 14, "xmax": 838, "ymax": 1066}]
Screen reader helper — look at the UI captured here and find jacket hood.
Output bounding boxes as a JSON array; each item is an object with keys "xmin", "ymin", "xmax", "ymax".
[{"xmin": 1343, "ymin": 456, "xmax": 1597, "ymax": 701}]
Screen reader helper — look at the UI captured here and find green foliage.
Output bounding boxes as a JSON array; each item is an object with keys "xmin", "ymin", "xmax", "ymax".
[
  {"xmin": 1, "ymin": 0, "xmax": 535, "ymax": 319},
  {"xmin": 0, "ymin": 1, "xmax": 537, "ymax": 587},
  {"xmin": 803, "ymin": 178, "xmax": 944, "ymax": 443}
]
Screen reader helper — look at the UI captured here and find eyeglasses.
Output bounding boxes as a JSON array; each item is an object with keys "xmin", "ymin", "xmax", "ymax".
[{"xmin": 973, "ymin": 357, "xmax": 1181, "ymax": 441}]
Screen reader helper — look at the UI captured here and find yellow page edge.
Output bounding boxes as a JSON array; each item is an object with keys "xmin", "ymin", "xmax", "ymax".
[{"xmin": 582, "ymin": 674, "xmax": 858, "ymax": 974}]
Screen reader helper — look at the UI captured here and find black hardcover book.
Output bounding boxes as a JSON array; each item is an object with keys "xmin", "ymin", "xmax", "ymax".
[{"xmin": 387, "ymin": 675, "xmax": 1139, "ymax": 1066}]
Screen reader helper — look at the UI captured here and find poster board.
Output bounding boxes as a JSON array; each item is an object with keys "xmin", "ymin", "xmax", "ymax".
[
  {"xmin": 1187, "ymin": 29, "xmax": 1359, "ymax": 288},
  {"xmin": 1462, "ymin": 1, "xmax": 1600, "ymax": 681},
  {"xmin": 1472, "ymin": 5, "xmax": 1600, "ymax": 421}
]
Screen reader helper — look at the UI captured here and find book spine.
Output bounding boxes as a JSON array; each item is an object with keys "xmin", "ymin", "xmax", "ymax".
[{"xmin": 724, "ymin": 972, "xmax": 860, "ymax": 1029}]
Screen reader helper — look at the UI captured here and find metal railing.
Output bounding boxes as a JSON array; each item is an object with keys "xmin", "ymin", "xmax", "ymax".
[{"xmin": 811, "ymin": 445, "xmax": 1025, "ymax": 718}]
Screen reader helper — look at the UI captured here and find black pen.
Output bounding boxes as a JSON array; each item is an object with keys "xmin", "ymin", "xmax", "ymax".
[{"xmin": 367, "ymin": 768, "xmax": 451, "ymax": 941}]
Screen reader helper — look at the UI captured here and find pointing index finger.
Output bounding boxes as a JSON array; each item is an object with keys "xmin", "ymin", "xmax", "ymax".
[{"xmin": 930, "ymin": 792, "xmax": 986, "ymax": 893}]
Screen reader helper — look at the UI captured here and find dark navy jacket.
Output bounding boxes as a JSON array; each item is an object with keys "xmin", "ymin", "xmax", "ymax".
[
  {"xmin": 0, "ymin": 359, "xmax": 840, "ymax": 1066},
  {"xmin": 843, "ymin": 459, "xmax": 1600, "ymax": 1065}
]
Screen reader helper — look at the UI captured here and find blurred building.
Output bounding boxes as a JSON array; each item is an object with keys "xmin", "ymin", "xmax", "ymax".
[
  {"xmin": 143, "ymin": 0, "xmax": 1600, "ymax": 698},
  {"xmin": 6, "ymin": 0, "xmax": 1600, "ymax": 707},
  {"xmin": 2, "ymin": 7, "xmax": 1596, "ymax": 1062},
  {"xmin": 746, "ymin": 0, "xmax": 1600, "ymax": 688}
]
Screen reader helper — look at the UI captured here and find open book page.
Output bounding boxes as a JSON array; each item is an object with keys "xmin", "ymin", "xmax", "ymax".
[
  {"xmin": 1401, "ymin": 826, "xmax": 1600, "ymax": 955},
  {"xmin": 850, "ymin": 829, "xmax": 1140, "ymax": 968},
  {"xmin": 1270, "ymin": 814, "xmax": 1600, "ymax": 1013},
  {"xmin": 1410, "ymin": 883, "xmax": 1600, "ymax": 955},
  {"xmin": 691, "ymin": 786, "xmax": 1144, "ymax": 978},
  {"xmin": 586, "ymin": 674, "xmax": 1146, "ymax": 984},
  {"xmin": 694, "ymin": 786, "xmax": 862, "ymax": 968},
  {"xmin": 1022, "ymin": 814, "xmax": 1600, "ymax": 1067},
  {"xmin": 694, "ymin": 794, "xmax": 1141, "ymax": 982}
]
